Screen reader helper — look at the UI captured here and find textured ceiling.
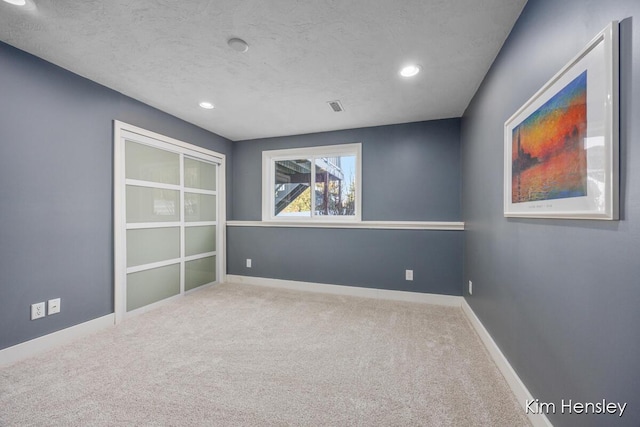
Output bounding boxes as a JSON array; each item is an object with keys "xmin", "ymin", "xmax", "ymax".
[{"xmin": 0, "ymin": 0, "xmax": 527, "ymax": 141}]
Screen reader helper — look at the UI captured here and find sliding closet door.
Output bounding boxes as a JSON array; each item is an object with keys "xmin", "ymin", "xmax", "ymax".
[
  {"xmin": 125, "ymin": 140, "xmax": 182, "ymax": 311},
  {"xmin": 183, "ymin": 157, "xmax": 218, "ymax": 291},
  {"xmin": 114, "ymin": 122, "xmax": 224, "ymax": 322}
]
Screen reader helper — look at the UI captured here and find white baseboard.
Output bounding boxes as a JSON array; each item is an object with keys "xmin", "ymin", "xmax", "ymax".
[
  {"xmin": 226, "ymin": 275, "xmax": 463, "ymax": 307},
  {"xmin": 461, "ymin": 300, "xmax": 553, "ymax": 427},
  {"xmin": 0, "ymin": 314, "xmax": 115, "ymax": 368}
]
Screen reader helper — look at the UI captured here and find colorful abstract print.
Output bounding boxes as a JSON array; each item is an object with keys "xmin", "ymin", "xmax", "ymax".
[{"xmin": 512, "ymin": 71, "xmax": 587, "ymax": 203}]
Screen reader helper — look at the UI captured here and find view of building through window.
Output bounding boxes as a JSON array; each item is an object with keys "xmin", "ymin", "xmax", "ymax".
[{"xmin": 274, "ymin": 155, "xmax": 356, "ymax": 217}]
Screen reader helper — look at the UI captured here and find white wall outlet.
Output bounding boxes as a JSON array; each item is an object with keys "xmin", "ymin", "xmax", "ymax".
[
  {"xmin": 405, "ymin": 269, "xmax": 413, "ymax": 281},
  {"xmin": 246, "ymin": 258, "xmax": 252, "ymax": 268},
  {"xmin": 469, "ymin": 280, "xmax": 473, "ymax": 295},
  {"xmin": 31, "ymin": 302, "xmax": 45, "ymax": 320},
  {"xmin": 48, "ymin": 298, "xmax": 61, "ymax": 315}
]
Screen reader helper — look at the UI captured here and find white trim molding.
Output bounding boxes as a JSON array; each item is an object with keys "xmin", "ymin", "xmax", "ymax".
[
  {"xmin": 461, "ymin": 300, "xmax": 553, "ymax": 427},
  {"xmin": 226, "ymin": 275, "xmax": 463, "ymax": 307},
  {"xmin": 113, "ymin": 121, "xmax": 225, "ymax": 162},
  {"xmin": 0, "ymin": 314, "xmax": 115, "ymax": 368},
  {"xmin": 227, "ymin": 220, "xmax": 464, "ymax": 231}
]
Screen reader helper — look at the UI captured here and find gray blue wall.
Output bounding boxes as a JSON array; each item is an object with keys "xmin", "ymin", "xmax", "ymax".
[
  {"xmin": 229, "ymin": 120, "xmax": 463, "ymax": 295},
  {"xmin": 0, "ymin": 42, "xmax": 232, "ymax": 351},
  {"xmin": 9, "ymin": 4, "xmax": 637, "ymax": 424},
  {"xmin": 461, "ymin": 1, "xmax": 639, "ymax": 426}
]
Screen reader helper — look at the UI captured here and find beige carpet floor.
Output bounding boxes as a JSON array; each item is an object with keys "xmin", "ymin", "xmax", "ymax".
[{"xmin": 0, "ymin": 283, "xmax": 531, "ymax": 426}]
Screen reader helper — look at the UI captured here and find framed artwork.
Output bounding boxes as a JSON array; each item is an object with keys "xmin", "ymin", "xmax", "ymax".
[{"xmin": 504, "ymin": 22, "xmax": 619, "ymax": 220}]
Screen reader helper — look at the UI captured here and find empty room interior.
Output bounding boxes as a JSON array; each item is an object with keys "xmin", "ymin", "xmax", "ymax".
[{"xmin": 1, "ymin": 0, "xmax": 639, "ymax": 426}]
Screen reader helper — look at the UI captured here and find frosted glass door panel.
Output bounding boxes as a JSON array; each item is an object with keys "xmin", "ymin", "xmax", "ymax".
[
  {"xmin": 185, "ymin": 256, "xmax": 216, "ymax": 291},
  {"xmin": 184, "ymin": 193, "xmax": 216, "ymax": 222},
  {"xmin": 126, "ymin": 227, "xmax": 180, "ymax": 267},
  {"xmin": 125, "ymin": 140, "xmax": 180, "ymax": 184},
  {"xmin": 184, "ymin": 158, "xmax": 216, "ymax": 191},
  {"xmin": 185, "ymin": 226, "xmax": 216, "ymax": 256},
  {"xmin": 127, "ymin": 263, "xmax": 180, "ymax": 311},
  {"xmin": 126, "ymin": 186, "xmax": 180, "ymax": 223}
]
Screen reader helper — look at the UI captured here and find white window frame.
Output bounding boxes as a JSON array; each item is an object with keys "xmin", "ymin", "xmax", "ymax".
[{"xmin": 262, "ymin": 143, "xmax": 362, "ymax": 222}]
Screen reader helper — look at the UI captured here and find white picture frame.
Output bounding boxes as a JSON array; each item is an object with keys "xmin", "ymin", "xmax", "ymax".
[{"xmin": 504, "ymin": 22, "xmax": 619, "ymax": 220}]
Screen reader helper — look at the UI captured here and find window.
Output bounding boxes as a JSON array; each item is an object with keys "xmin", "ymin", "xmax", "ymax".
[{"xmin": 262, "ymin": 143, "xmax": 362, "ymax": 221}]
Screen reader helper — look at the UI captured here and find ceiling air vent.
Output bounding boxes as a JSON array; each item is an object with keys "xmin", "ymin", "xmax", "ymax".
[{"xmin": 327, "ymin": 100, "xmax": 344, "ymax": 112}]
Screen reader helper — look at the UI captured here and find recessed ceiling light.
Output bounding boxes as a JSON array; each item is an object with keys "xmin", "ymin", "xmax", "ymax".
[
  {"xmin": 199, "ymin": 101, "xmax": 215, "ymax": 110},
  {"xmin": 400, "ymin": 65, "xmax": 421, "ymax": 78},
  {"xmin": 227, "ymin": 38, "xmax": 249, "ymax": 53},
  {"xmin": 3, "ymin": 0, "xmax": 36, "ymax": 10}
]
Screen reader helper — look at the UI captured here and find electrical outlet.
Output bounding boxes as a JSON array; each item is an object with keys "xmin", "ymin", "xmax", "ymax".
[
  {"xmin": 246, "ymin": 258, "xmax": 252, "ymax": 268},
  {"xmin": 405, "ymin": 269, "xmax": 413, "ymax": 281},
  {"xmin": 469, "ymin": 280, "xmax": 473, "ymax": 295},
  {"xmin": 48, "ymin": 298, "xmax": 61, "ymax": 315},
  {"xmin": 31, "ymin": 302, "xmax": 45, "ymax": 320}
]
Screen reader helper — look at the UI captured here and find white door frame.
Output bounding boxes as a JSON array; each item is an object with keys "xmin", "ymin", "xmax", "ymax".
[{"xmin": 113, "ymin": 120, "xmax": 226, "ymax": 324}]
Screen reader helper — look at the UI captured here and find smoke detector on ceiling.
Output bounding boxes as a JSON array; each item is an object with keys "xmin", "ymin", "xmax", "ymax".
[
  {"xmin": 228, "ymin": 38, "xmax": 249, "ymax": 53},
  {"xmin": 327, "ymin": 100, "xmax": 344, "ymax": 112}
]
